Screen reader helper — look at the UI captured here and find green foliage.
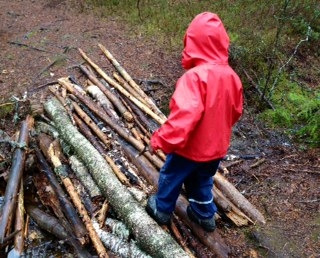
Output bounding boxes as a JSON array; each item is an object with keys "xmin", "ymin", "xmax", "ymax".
[
  {"xmin": 85, "ymin": 0, "xmax": 320, "ymax": 146},
  {"xmin": 261, "ymin": 81, "xmax": 320, "ymax": 146}
]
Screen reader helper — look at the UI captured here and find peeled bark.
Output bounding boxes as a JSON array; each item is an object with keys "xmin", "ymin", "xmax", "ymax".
[
  {"xmin": 44, "ymin": 97, "xmax": 187, "ymax": 258},
  {"xmin": 214, "ymin": 172, "xmax": 266, "ymax": 224},
  {"xmin": 0, "ymin": 116, "xmax": 33, "ymax": 242}
]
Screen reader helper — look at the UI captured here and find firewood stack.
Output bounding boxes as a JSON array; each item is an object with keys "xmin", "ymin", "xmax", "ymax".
[{"xmin": 0, "ymin": 45, "xmax": 265, "ymax": 258}]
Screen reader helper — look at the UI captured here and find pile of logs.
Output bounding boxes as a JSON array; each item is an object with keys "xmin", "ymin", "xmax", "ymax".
[{"xmin": 0, "ymin": 44, "xmax": 265, "ymax": 258}]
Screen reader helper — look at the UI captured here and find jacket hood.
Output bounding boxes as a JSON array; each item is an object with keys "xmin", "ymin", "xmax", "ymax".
[{"xmin": 182, "ymin": 12, "xmax": 230, "ymax": 69}]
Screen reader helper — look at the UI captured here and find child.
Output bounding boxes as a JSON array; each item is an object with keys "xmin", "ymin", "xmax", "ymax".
[{"xmin": 146, "ymin": 12, "xmax": 243, "ymax": 231}]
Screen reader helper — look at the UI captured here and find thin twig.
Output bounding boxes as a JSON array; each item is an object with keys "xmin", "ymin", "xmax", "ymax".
[{"xmin": 8, "ymin": 41, "xmax": 50, "ymax": 53}]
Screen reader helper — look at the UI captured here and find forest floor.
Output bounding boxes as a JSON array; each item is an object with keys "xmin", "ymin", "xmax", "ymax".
[{"xmin": 0, "ymin": 0, "xmax": 319, "ymax": 257}]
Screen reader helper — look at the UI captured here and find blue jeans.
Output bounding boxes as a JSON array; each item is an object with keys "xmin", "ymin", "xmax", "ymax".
[{"xmin": 156, "ymin": 153, "xmax": 220, "ymax": 219}]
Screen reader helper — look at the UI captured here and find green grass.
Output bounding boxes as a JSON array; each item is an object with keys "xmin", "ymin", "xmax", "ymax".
[{"xmin": 85, "ymin": 0, "xmax": 320, "ymax": 146}]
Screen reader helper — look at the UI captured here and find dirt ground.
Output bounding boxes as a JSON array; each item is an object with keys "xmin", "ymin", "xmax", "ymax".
[{"xmin": 0, "ymin": 0, "xmax": 319, "ymax": 257}]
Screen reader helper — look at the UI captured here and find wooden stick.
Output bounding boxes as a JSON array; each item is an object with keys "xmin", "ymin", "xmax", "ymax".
[
  {"xmin": 13, "ymin": 180, "xmax": 25, "ymax": 256},
  {"xmin": 0, "ymin": 230, "xmax": 21, "ymax": 249},
  {"xmin": 0, "ymin": 116, "xmax": 33, "ymax": 242},
  {"xmin": 104, "ymin": 155, "xmax": 130, "ymax": 186},
  {"xmin": 72, "ymin": 101, "xmax": 111, "ymax": 149},
  {"xmin": 79, "ymin": 65, "xmax": 133, "ymax": 122},
  {"xmin": 98, "ymin": 43, "xmax": 167, "ymax": 121},
  {"xmin": 79, "ymin": 48, "xmax": 165, "ymax": 124},
  {"xmin": 43, "ymin": 137, "xmax": 109, "ymax": 258},
  {"xmin": 35, "ymin": 147, "xmax": 88, "ymax": 245},
  {"xmin": 98, "ymin": 200, "xmax": 110, "ymax": 228},
  {"xmin": 113, "ymin": 72, "xmax": 148, "ymax": 106},
  {"xmin": 122, "ymin": 95, "xmax": 158, "ymax": 134},
  {"xmin": 170, "ymin": 221, "xmax": 195, "ymax": 258}
]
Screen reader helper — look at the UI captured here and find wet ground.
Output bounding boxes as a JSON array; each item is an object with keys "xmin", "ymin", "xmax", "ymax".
[{"xmin": 0, "ymin": 0, "xmax": 319, "ymax": 257}]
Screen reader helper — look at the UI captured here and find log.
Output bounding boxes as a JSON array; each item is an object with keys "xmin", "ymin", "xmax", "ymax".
[
  {"xmin": 35, "ymin": 147, "xmax": 88, "ymax": 245},
  {"xmin": 44, "ymin": 97, "xmax": 187, "ymax": 257},
  {"xmin": 105, "ymin": 217, "xmax": 130, "ymax": 240},
  {"xmin": 98, "ymin": 44, "xmax": 167, "ymax": 121},
  {"xmin": 214, "ymin": 172, "xmax": 266, "ymax": 224},
  {"xmin": 0, "ymin": 116, "xmax": 33, "ymax": 242},
  {"xmin": 49, "ymin": 85, "xmax": 75, "ymax": 125},
  {"xmin": 69, "ymin": 155, "xmax": 102, "ymax": 198},
  {"xmin": 79, "ymin": 49, "xmax": 165, "ymax": 124},
  {"xmin": 25, "ymin": 205, "xmax": 91, "ymax": 258},
  {"xmin": 79, "ymin": 65, "xmax": 133, "ymax": 122},
  {"xmin": 119, "ymin": 138, "xmax": 230, "ymax": 257}
]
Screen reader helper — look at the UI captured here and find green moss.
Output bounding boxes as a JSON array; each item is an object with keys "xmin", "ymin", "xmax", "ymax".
[{"xmin": 0, "ymin": 102, "xmax": 14, "ymax": 118}]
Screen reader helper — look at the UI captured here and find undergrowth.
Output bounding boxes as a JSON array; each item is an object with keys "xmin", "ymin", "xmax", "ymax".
[{"xmin": 84, "ymin": 0, "xmax": 320, "ymax": 146}]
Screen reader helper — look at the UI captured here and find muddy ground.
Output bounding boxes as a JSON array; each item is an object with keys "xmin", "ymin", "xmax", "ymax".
[{"xmin": 0, "ymin": 0, "xmax": 319, "ymax": 257}]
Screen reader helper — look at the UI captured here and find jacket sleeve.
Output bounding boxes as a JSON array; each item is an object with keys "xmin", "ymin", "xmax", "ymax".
[
  {"xmin": 151, "ymin": 72, "xmax": 204, "ymax": 154},
  {"xmin": 231, "ymin": 82, "xmax": 243, "ymax": 126}
]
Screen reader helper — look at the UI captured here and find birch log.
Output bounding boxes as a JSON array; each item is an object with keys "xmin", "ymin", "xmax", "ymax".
[{"xmin": 44, "ymin": 97, "xmax": 187, "ymax": 258}]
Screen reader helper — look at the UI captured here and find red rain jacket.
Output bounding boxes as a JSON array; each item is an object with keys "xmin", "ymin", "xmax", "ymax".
[{"xmin": 151, "ymin": 12, "xmax": 243, "ymax": 161}]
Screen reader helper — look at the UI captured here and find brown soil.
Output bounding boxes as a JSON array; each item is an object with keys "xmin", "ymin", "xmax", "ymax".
[{"xmin": 0, "ymin": 1, "xmax": 319, "ymax": 257}]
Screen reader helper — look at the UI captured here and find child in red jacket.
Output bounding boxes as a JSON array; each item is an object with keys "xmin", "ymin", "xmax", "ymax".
[{"xmin": 146, "ymin": 12, "xmax": 243, "ymax": 231}]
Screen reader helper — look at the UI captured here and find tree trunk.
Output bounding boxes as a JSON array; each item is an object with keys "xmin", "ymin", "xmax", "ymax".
[{"xmin": 44, "ymin": 97, "xmax": 187, "ymax": 258}]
